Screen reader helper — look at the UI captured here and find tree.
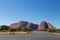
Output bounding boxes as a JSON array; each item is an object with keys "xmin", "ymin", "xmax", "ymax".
[{"xmin": 0, "ymin": 25, "xmax": 9, "ymax": 30}]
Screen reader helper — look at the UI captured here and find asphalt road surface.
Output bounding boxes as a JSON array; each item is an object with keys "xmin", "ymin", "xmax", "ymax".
[{"xmin": 0, "ymin": 31, "xmax": 60, "ymax": 40}]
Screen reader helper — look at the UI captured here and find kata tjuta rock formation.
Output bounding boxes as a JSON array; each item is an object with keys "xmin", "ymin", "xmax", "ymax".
[
  {"xmin": 26, "ymin": 22, "xmax": 38, "ymax": 30},
  {"xmin": 38, "ymin": 21, "xmax": 48, "ymax": 30},
  {"xmin": 10, "ymin": 21, "xmax": 28, "ymax": 29},
  {"xmin": 47, "ymin": 23, "xmax": 56, "ymax": 30},
  {"xmin": 10, "ymin": 20, "xmax": 56, "ymax": 30},
  {"xmin": 37, "ymin": 21, "xmax": 56, "ymax": 30},
  {"xmin": 10, "ymin": 20, "xmax": 38, "ymax": 30}
]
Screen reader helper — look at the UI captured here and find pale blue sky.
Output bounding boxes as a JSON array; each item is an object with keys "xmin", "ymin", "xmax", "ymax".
[{"xmin": 0, "ymin": 0, "xmax": 60, "ymax": 28}]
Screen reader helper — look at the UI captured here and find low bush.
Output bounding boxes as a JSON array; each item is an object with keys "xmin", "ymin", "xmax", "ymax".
[
  {"xmin": 47, "ymin": 29, "xmax": 56, "ymax": 32},
  {"xmin": 21, "ymin": 26, "xmax": 32, "ymax": 32}
]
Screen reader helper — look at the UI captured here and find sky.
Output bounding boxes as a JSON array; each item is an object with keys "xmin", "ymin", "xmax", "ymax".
[{"xmin": 0, "ymin": 0, "xmax": 60, "ymax": 28}]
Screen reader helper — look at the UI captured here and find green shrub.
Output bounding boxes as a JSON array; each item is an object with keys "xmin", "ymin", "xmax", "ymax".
[
  {"xmin": 21, "ymin": 26, "xmax": 32, "ymax": 32},
  {"xmin": 47, "ymin": 29, "xmax": 56, "ymax": 32},
  {"xmin": 56, "ymin": 29, "xmax": 60, "ymax": 33},
  {"xmin": 10, "ymin": 29, "xmax": 16, "ymax": 32},
  {"xmin": 0, "ymin": 25, "xmax": 9, "ymax": 30},
  {"xmin": 57, "ymin": 29, "xmax": 60, "ymax": 31}
]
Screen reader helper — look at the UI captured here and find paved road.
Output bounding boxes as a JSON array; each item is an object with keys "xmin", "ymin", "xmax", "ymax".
[{"xmin": 0, "ymin": 31, "xmax": 60, "ymax": 40}]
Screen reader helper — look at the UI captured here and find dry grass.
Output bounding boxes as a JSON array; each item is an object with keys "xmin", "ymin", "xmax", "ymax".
[{"xmin": 0, "ymin": 31, "xmax": 32, "ymax": 35}]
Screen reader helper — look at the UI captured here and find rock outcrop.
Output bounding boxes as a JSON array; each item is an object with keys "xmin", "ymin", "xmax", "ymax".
[
  {"xmin": 37, "ymin": 21, "xmax": 56, "ymax": 30},
  {"xmin": 10, "ymin": 23, "xmax": 18, "ymax": 29},
  {"xmin": 47, "ymin": 23, "xmax": 56, "ymax": 30},
  {"xmin": 10, "ymin": 21, "xmax": 38, "ymax": 30},
  {"xmin": 10, "ymin": 20, "xmax": 56, "ymax": 30},
  {"xmin": 26, "ymin": 22, "xmax": 38, "ymax": 30},
  {"xmin": 38, "ymin": 21, "xmax": 48, "ymax": 30},
  {"xmin": 10, "ymin": 21, "xmax": 28, "ymax": 29}
]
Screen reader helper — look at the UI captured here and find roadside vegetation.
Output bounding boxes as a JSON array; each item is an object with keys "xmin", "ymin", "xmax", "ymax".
[
  {"xmin": 1, "ymin": 25, "xmax": 30, "ymax": 32},
  {"xmin": 56, "ymin": 29, "xmax": 60, "ymax": 33},
  {"xmin": 37, "ymin": 28, "xmax": 60, "ymax": 33},
  {"xmin": 47, "ymin": 29, "xmax": 56, "ymax": 32},
  {"xmin": 0, "ymin": 25, "xmax": 33, "ymax": 34},
  {"xmin": 0, "ymin": 25, "xmax": 60, "ymax": 34},
  {"xmin": 21, "ymin": 26, "xmax": 32, "ymax": 32},
  {"xmin": 0, "ymin": 25, "xmax": 9, "ymax": 32},
  {"xmin": 47, "ymin": 29, "xmax": 60, "ymax": 33}
]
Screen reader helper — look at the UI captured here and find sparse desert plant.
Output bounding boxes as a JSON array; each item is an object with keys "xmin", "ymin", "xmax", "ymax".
[
  {"xmin": 9, "ymin": 29, "xmax": 16, "ymax": 32},
  {"xmin": 47, "ymin": 29, "xmax": 56, "ymax": 32},
  {"xmin": 38, "ymin": 29, "xmax": 47, "ymax": 31},
  {"xmin": 57, "ymin": 29, "xmax": 60, "ymax": 31},
  {"xmin": 21, "ymin": 26, "xmax": 32, "ymax": 32},
  {"xmin": 56, "ymin": 29, "xmax": 60, "ymax": 33}
]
